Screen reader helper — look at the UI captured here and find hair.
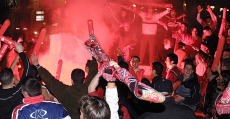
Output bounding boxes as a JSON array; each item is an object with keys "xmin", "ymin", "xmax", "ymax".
[
  {"xmin": 0, "ymin": 68, "xmax": 14, "ymax": 86},
  {"xmin": 178, "ymin": 42, "xmax": 185, "ymax": 49},
  {"xmin": 167, "ymin": 53, "xmax": 178, "ymax": 64},
  {"xmin": 224, "ymin": 48, "xmax": 230, "ymax": 53},
  {"xmin": 71, "ymin": 69, "xmax": 85, "ymax": 84},
  {"xmin": 21, "ymin": 76, "xmax": 41, "ymax": 97},
  {"xmin": 118, "ymin": 61, "xmax": 129, "ymax": 71},
  {"xmin": 196, "ymin": 50, "xmax": 209, "ymax": 61},
  {"xmin": 86, "ymin": 60, "xmax": 92, "ymax": 67},
  {"xmin": 191, "ymin": 26, "xmax": 199, "ymax": 33},
  {"xmin": 152, "ymin": 62, "xmax": 163, "ymax": 76},
  {"xmin": 220, "ymin": 70, "xmax": 230, "ymax": 88},
  {"xmin": 131, "ymin": 56, "xmax": 140, "ymax": 62},
  {"xmin": 28, "ymin": 65, "xmax": 38, "ymax": 77},
  {"xmin": 207, "ymin": 64, "xmax": 219, "ymax": 76},
  {"xmin": 79, "ymin": 95, "xmax": 110, "ymax": 119},
  {"xmin": 222, "ymin": 58, "xmax": 230, "ymax": 70},
  {"xmin": 141, "ymin": 78, "xmax": 151, "ymax": 86},
  {"xmin": 205, "ymin": 15, "xmax": 211, "ymax": 19},
  {"xmin": 182, "ymin": 59, "xmax": 193, "ymax": 64},
  {"xmin": 201, "ymin": 42, "xmax": 208, "ymax": 47},
  {"xmin": 164, "ymin": 38, "xmax": 173, "ymax": 45},
  {"xmin": 203, "ymin": 26, "xmax": 212, "ymax": 31},
  {"xmin": 181, "ymin": 22, "xmax": 188, "ymax": 28}
]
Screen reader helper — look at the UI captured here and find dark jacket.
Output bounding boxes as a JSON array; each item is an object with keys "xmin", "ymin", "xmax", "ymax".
[
  {"xmin": 0, "ymin": 52, "xmax": 30, "ymax": 119},
  {"xmin": 151, "ymin": 76, "xmax": 164, "ymax": 88},
  {"xmin": 37, "ymin": 58, "xmax": 98, "ymax": 119},
  {"xmin": 174, "ymin": 73, "xmax": 202, "ymax": 111},
  {"xmin": 138, "ymin": 97, "xmax": 197, "ymax": 119},
  {"xmin": 202, "ymin": 33, "xmax": 219, "ymax": 57},
  {"xmin": 203, "ymin": 75, "xmax": 219, "ymax": 115}
]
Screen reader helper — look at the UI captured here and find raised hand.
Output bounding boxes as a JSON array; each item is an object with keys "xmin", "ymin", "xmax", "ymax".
[
  {"xmin": 30, "ymin": 52, "xmax": 39, "ymax": 66},
  {"xmin": 117, "ymin": 48, "xmax": 122, "ymax": 56},
  {"xmin": 197, "ymin": 5, "xmax": 203, "ymax": 13},
  {"xmin": 109, "ymin": 61, "xmax": 120, "ymax": 68},
  {"xmin": 14, "ymin": 42, "xmax": 23, "ymax": 53},
  {"xmin": 206, "ymin": 5, "xmax": 212, "ymax": 13}
]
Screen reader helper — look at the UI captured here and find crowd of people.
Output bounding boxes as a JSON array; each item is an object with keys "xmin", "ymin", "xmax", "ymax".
[{"xmin": 1, "ymin": 2, "xmax": 230, "ymax": 119}]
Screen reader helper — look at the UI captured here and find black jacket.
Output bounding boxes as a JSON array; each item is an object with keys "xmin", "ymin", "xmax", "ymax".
[
  {"xmin": 203, "ymin": 75, "xmax": 219, "ymax": 115},
  {"xmin": 0, "ymin": 52, "xmax": 30, "ymax": 119},
  {"xmin": 38, "ymin": 58, "xmax": 98, "ymax": 119},
  {"xmin": 174, "ymin": 73, "xmax": 202, "ymax": 111},
  {"xmin": 138, "ymin": 97, "xmax": 197, "ymax": 119}
]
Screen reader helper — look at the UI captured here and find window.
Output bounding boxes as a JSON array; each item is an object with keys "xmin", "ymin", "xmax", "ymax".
[
  {"xmin": 36, "ymin": 11, "xmax": 44, "ymax": 21},
  {"xmin": 36, "ymin": 11, "xmax": 44, "ymax": 14},
  {"xmin": 36, "ymin": 15, "xmax": 44, "ymax": 21}
]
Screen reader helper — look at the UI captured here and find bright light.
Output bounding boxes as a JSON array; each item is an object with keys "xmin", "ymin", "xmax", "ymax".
[
  {"xmin": 166, "ymin": 8, "xmax": 169, "ymax": 10},
  {"xmin": 23, "ymin": 28, "xmax": 27, "ymax": 30},
  {"xmin": 210, "ymin": 6, "xmax": 215, "ymax": 9},
  {"xmin": 220, "ymin": 8, "xmax": 223, "ymax": 11},
  {"xmin": 65, "ymin": 1, "xmax": 66, "ymax": 3},
  {"xmin": 184, "ymin": 4, "xmax": 186, "ymax": 6},
  {"xmin": 155, "ymin": 9, "xmax": 157, "ymax": 10},
  {"xmin": 34, "ymin": 31, "xmax": 38, "ymax": 34},
  {"xmin": 133, "ymin": 4, "xmax": 136, "ymax": 7},
  {"xmin": 227, "ymin": 9, "xmax": 229, "ymax": 12},
  {"xmin": 36, "ymin": 15, "xmax": 44, "ymax": 21},
  {"xmin": 36, "ymin": 11, "xmax": 44, "ymax": 14},
  {"xmin": 16, "ymin": 28, "xmax": 20, "ymax": 30}
]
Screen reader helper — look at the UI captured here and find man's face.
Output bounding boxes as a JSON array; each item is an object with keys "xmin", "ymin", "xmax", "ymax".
[
  {"xmin": 181, "ymin": 24, "xmax": 187, "ymax": 32},
  {"xmin": 203, "ymin": 29, "xmax": 211, "ymax": 36},
  {"xmin": 123, "ymin": 23, "xmax": 130, "ymax": 32},
  {"xmin": 170, "ymin": 10, "xmax": 176, "ymax": 17},
  {"xmin": 130, "ymin": 57, "xmax": 139, "ymax": 69},
  {"xmin": 164, "ymin": 40, "xmax": 172, "ymax": 50},
  {"xmin": 148, "ymin": 7, "xmax": 153, "ymax": 14},
  {"xmin": 150, "ymin": 67, "xmax": 154, "ymax": 76},
  {"xmin": 191, "ymin": 28, "xmax": 198, "ymax": 36},
  {"xmin": 183, "ymin": 64, "xmax": 193, "ymax": 78},
  {"xmin": 223, "ymin": 51, "xmax": 230, "ymax": 59},
  {"xmin": 165, "ymin": 57, "xmax": 171, "ymax": 68}
]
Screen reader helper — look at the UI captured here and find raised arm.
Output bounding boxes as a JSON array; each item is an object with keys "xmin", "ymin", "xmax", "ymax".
[
  {"xmin": 105, "ymin": 61, "xmax": 120, "ymax": 119},
  {"xmin": 88, "ymin": 73, "xmax": 101, "ymax": 94},
  {"xmin": 106, "ymin": 82, "xmax": 119, "ymax": 119},
  {"xmin": 207, "ymin": 5, "xmax": 217, "ymax": 23},
  {"xmin": 85, "ymin": 57, "xmax": 98, "ymax": 86},
  {"xmin": 157, "ymin": 20, "xmax": 168, "ymax": 30},
  {"xmin": 109, "ymin": 3, "xmax": 138, "ymax": 13},
  {"xmin": 155, "ymin": 9, "xmax": 171, "ymax": 20},
  {"xmin": 30, "ymin": 52, "xmax": 68, "ymax": 99},
  {"xmin": 14, "ymin": 42, "xmax": 30, "ymax": 79},
  {"xmin": 176, "ymin": 14, "xmax": 186, "ymax": 20},
  {"xmin": 108, "ymin": 5, "xmax": 122, "ymax": 24},
  {"xmin": 10, "ymin": 55, "xmax": 20, "ymax": 71},
  {"xmin": 10, "ymin": 55, "xmax": 20, "ymax": 85},
  {"xmin": 197, "ymin": 5, "xmax": 203, "ymax": 24}
]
